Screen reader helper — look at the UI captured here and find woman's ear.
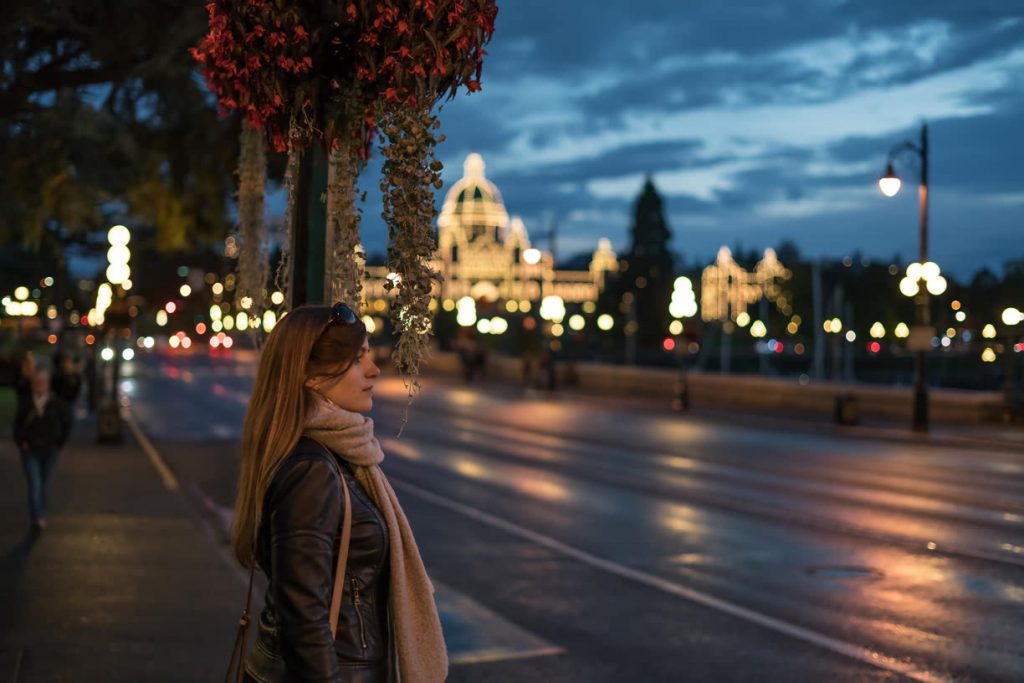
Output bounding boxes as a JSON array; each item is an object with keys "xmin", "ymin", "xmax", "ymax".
[{"xmin": 304, "ymin": 376, "xmax": 320, "ymax": 390}]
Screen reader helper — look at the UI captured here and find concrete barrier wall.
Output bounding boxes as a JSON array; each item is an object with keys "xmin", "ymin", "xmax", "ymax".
[{"xmin": 425, "ymin": 350, "xmax": 1005, "ymax": 425}]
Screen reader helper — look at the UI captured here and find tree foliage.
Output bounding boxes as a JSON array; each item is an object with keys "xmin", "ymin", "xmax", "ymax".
[
  {"xmin": 0, "ymin": 0, "xmax": 240, "ymax": 251},
  {"xmin": 613, "ymin": 178, "xmax": 676, "ymax": 346}
]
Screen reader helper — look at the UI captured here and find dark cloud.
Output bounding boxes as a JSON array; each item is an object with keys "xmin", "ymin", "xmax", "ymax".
[
  {"xmin": 823, "ymin": 86, "xmax": 1024, "ymax": 194},
  {"xmin": 490, "ymin": 0, "xmax": 1022, "ymax": 75},
  {"xmin": 508, "ymin": 139, "xmax": 706, "ymax": 181},
  {"xmin": 348, "ymin": 1, "xmax": 1024, "ymax": 276}
]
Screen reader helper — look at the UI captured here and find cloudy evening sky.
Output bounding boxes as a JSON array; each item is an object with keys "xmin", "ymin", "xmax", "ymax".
[{"xmin": 355, "ymin": 0, "xmax": 1024, "ymax": 280}]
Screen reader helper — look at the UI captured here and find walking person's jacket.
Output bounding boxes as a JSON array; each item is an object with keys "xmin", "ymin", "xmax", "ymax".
[
  {"xmin": 14, "ymin": 394, "xmax": 71, "ymax": 451},
  {"xmin": 52, "ymin": 371, "xmax": 83, "ymax": 405}
]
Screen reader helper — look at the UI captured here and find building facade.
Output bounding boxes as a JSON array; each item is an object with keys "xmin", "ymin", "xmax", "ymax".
[{"xmin": 364, "ymin": 153, "xmax": 617, "ymax": 311}]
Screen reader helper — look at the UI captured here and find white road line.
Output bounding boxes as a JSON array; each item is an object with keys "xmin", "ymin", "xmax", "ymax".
[
  {"xmin": 380, "ymin": 420, "xmax": 1024, "ymax": 570},
  {"xmin": 390, "ymin": 476, "xmax": 952, "ymax": 683},
  {"xmin": 124, "ymin": 408, "xmax": 252, "ymax": 588},
  {"xmin": 452, "ymin": 645, "xmax": 566, "ymax": 666},
  {"xmin": 124, "ymin": 406, "xmax": 180, "ymax": 491}
]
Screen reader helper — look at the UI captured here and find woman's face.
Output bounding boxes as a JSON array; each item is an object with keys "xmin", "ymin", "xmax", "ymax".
[{"xmin": 308, "ymin": 338, "xmax": 381, "ymax": 413}]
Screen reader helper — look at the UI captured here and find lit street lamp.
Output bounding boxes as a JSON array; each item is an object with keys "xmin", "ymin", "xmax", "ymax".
[
  {"xmin": 538, "ymin": 294, "xmax": 565, "ymax": 390},
  {"xmin": 97, "ymin": 224, "xmax": 133, "ymax": 444},
  {"xmin": 878, "ymin": 123, "xmax": 933, "ymax": 432},
  {"xmin": 1000, "ymin": 306, "xmax": 1022, "ymax": 421},
  {"xmin": 669, "ymin": 276, "xmax": 697, "ymax": 411},
  {"xmin": 519, "ymin": 246, "xmax": 557, "ymax": 389}
]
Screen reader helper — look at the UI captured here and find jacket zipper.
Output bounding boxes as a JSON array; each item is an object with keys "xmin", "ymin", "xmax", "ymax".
[
  {"xmin": 341, "ymin": 466, "xmax": 389, "ymax": 580},
  {"xmin": 351, "ymin": 576, "xmax": 368, "ymax": 652}
]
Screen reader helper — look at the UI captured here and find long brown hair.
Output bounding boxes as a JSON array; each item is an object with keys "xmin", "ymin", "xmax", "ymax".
[{"xmin": 233, "ymin": 304, "xmax": 367, "ymax": 566}]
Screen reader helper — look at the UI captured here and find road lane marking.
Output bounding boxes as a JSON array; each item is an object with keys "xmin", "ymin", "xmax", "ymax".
[
  {"xmin": 390, "ymin": 476, "xmax": 952, "ymax": 683},
  {"xmin": 122, "ymin": 406, "xmax": 564, "ymax": 667},
  {"xmin": 434, "ymin": 580, "xmax": 565, "ymax": 665},
  {"xmin": 124, "ymin": 406, "xmax": 179, "ymax": 491},
  {"xmin": 379, "ymin": 421, "xmax": 1024, "ymax": 570}
]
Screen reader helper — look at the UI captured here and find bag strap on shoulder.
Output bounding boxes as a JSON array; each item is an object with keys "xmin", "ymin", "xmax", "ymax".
[
  {"xmin": 224, "ymin": 443, "xmax": 353, "ymax": 683},
  {"xmin": 328, "ymin": 451, "xmax": 353, "ymax": 638}
]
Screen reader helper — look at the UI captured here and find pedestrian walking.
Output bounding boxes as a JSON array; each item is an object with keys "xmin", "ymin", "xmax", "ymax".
[
  {"xmin": 453, "ymin": 327, "xmax": 486, "ymax": 382},
  {"xmin": 52, "ymin": 353, "xmax": 83, "ymax": 408},
  {"xmin": 13, "ymin": 368, "xmax": 72, "ymax": 531},
  {"xmin": 230, "ymin": 303, "xmax": 447, "ymax": 683}
]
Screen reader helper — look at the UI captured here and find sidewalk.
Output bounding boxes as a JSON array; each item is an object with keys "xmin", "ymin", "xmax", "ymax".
[{"xmin": 0, "ymin": 407, "xmax": 247, "ymax": 683}]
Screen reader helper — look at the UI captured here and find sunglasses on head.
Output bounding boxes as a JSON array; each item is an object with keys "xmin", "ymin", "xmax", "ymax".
[{"xmin": 327, "ymin": 302, "xmax": 358, "ymax": 326}]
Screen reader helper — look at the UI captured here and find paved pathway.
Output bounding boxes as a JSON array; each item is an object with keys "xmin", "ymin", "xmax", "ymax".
[{"xmin": 0, "ymin": 409, "xmax": 243, "ymax": 683}]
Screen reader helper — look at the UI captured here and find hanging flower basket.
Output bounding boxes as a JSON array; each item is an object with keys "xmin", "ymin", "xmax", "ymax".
[
  {"xmin": 192, "ymin": 0, "xmax": 498, "ymax": 393},
  {"xmin": 192, "ymin": 0, "xmax": 497, "ymax": 155}
]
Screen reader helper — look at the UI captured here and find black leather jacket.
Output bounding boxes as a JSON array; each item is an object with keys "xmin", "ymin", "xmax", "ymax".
[
  {"xmin": 245, "ymin": 438, "xmax": 393, "ymax": 683},
  {"xmin": 13, "ymin": 394, "xmax": 71, "ymax": 452}
]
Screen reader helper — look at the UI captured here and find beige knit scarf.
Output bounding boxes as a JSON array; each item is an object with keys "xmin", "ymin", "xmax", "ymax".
[{"xmin": 304, "ymin": 396, "xmax": 448, "ymax": 683}]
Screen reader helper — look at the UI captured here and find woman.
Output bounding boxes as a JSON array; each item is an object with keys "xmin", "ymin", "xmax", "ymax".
[
  {"xmin": 236, "ymin": 303, "xmax": 447, "ymax": 683},
  {"xmin": 14, "ymin": 368, "xmax": 72, "ymax": 531}
]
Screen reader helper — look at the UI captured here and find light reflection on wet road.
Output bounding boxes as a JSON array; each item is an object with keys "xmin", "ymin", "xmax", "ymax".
[{"xmin": 126, "ymin": 352, "xmax": 1024, "ymax": 681}]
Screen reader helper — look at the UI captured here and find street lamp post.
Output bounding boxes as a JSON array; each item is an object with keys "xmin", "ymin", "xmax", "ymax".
[
  {"xmin": 879, "ymin": 123, "xmax": 934, "ymax": 432},
  {"xmin": 669, "ymin": 276, "xmax": 698, "ymax": 411},
  {"xmin": 521, "ymin": 247, "xmax": 547, "ymax": 388},
  {"xmin": 98, "ymin": 224, "xmax": 132, "ymax": 444},
  {"xmin": 1001, "ymin": 307, "xmax": 1022, "ymax": 421},
  {"xmin": 539, "ymin": 293, "xmax": 565, "ymax": 391}
]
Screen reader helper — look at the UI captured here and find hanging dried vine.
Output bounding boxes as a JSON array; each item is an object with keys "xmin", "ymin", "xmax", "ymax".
[
  {"xmin": 327, "ymin": 144, "xmax": 365, "ymax": 307},
  {"xmin": 235, "ymin": 122, "xmax": 269, "ymax": 323},
  {"xmin": 273, "ymin": 120, "xmax": 302, "ymax": 314},
  {"xmin": 193, "ymin": 0, "xmax": 499, "ymax": 397},
  {"xmin": 380, "ymin": 105, "xmax": 443, "ymax": 395}
]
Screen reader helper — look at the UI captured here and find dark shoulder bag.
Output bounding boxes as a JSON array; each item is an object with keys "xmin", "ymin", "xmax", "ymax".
[{"xmin": 223, "ymin": 454, "xmax": 353, "ymax": 683}]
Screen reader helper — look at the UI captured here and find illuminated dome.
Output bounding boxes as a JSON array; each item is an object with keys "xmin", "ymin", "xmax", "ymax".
[{"xmin": 438, "ymin": 153, "xmax": 510, "ymax": 246}]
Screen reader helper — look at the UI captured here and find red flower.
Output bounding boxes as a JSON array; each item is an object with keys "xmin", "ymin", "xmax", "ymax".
[
  {"xmin": 434, "ymin": 48, "xmax": 449, "ymax": 75},
  {"xmin": 192, "ymin": 0, "xmax": 498, "ymax": 156}
]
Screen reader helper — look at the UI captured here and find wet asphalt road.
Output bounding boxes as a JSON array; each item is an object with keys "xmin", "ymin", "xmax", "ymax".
[{"xmin": 123, "ymin": 350, "xmax": 1024, "ymax": 682}]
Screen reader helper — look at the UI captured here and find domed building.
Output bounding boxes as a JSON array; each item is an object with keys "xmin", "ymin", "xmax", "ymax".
[{"xmin": 364, "ymin": 153, "xmax": 618, "ymax": 319}]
